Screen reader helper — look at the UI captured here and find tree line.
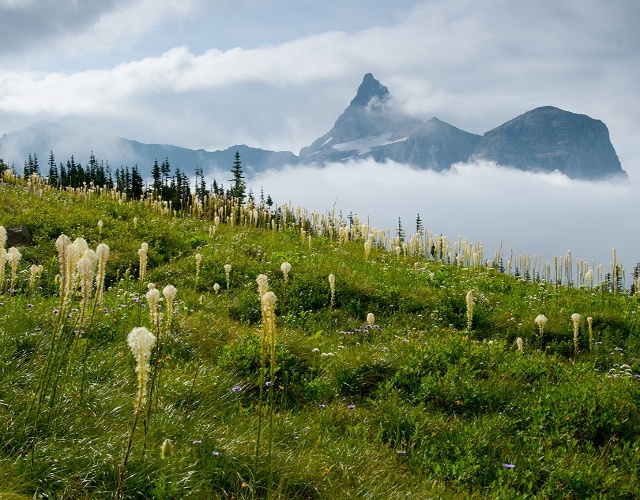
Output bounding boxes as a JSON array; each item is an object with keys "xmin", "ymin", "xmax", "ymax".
[{"xmin": 1, "ymin": 148, "xmax": 267, "ymax": 208}]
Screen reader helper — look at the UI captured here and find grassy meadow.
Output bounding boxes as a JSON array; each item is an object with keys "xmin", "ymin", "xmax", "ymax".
[{"xmin": 0, "ymin": 174, "xmax": 639, "ymax": 499}]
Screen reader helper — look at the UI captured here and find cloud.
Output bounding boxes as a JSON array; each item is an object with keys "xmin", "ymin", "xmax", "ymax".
[
  {"xmin": 243, "ymin": 160, "xmax": 640, "ymax": 277},
  {"xmin": 0, "ymin": 0, "xmax": 638, "ymax": 178},
  {"xmin": 0, "ymin": 0, "xmax": 196, "ymax": 64}
]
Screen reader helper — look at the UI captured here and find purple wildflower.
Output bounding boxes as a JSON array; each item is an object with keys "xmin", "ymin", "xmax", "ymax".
[
  {"xmin": 212, "ymin": 451, "xmax": 220, "ymax": 456},
  {"xmin": 503, "ymin": 463, "xmax": 515, "ymax": 469},
  {"xmin": 192, "ymin": 440, "xmax": 202, "ymax": 445},
  {"xmin": 232, "ymin": 386, "xmax": 242, "ymax": 392},
  {"xmin": 348, "ymin": 404, "xmax": 355, "ymax": 410},
  {"xmin": 318, "ymin": 404, "xmax": 326, "ymax": 409}
]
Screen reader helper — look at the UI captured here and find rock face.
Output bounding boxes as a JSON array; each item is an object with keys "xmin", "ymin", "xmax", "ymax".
[
  {"xmin": 300, "ymin": 73, "xmax": 480, "ymax": 169},
  {"xmin": 6, "ymin": 226, "xmax": 32, "ymax": 247},
  {"xmin": 472, "ymin": 106, "xmax": 627, "ymax": 181}
]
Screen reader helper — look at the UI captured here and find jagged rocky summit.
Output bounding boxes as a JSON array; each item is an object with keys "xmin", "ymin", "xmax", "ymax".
[
  {"xmin": 300, "ymin": 74, "xmax": 627, "ymax": 181},
  {"xmin": 0, "ymin": 73, "xmax": 627, "ymax": 181}
]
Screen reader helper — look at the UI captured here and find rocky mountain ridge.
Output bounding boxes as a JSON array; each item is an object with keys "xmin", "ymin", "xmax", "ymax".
[{"xmin": 0, "ymin": 74, "xmax": 627, "ymax": 181}]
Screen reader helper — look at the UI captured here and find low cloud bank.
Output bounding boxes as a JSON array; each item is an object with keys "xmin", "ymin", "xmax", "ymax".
[{"xmin": 241, "ymin": 159, "xmax": 639, "ymax": 276}]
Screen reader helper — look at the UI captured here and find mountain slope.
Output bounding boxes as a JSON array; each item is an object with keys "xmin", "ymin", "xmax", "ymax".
[
  {"xmin": 299, "ymin": 73, "xmax": 479, "ymax": 168},
  {"xmin": 0, "ymin": 121, "xmax": 299, "ymax": 179},
  {"xmin": 472, "ymin": 106, "xmax": 627, "ymax": 180}
]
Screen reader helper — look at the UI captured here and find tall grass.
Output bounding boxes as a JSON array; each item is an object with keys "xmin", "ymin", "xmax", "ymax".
[{"xmin": 0, "ymin": 175, "xmax": 639, "ymax": 498}]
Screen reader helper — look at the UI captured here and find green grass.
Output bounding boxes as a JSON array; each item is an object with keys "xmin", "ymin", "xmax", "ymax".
[{"xmin": 0, "ymin": 179, "xmax": 640, "ymax": 498}]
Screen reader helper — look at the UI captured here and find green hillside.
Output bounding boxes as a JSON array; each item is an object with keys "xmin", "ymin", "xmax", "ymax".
[{"xmin": 0, "ymin": 174, "xmax": 639, "ymax": 499}]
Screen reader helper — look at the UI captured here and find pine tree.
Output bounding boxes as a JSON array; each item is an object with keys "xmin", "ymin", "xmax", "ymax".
[
  {"xmin": 131, "ymin": 166, "xmax": 143, "ymax": 199},
  {"xmin": 47, "ymin": 151, "xmax": 59, "ymax": 184},
  {"xmin": 397, "ymin": 217, "xmax": 405, "ymax": 244},
  {"xmin": 416, "ymin": 213, "xmax": 423, "ymax": 234},
  {"xmin": 228, "ymin": 150, "xmax": 246, "ymax": 202},
  {"xmin": 151, "ymin": 159, "xmax": 162, "ymax": 195}
]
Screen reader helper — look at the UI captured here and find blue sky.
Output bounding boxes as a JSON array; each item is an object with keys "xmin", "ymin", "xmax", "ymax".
[{"xmin": 1, "ymin": 0, "xmax": 639, "ymax": 270}]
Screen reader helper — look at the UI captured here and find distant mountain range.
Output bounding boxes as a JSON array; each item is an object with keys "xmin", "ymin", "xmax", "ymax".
[{"xmin": 0, "ymin": 73, "xmax": 628, "ymax": 181}]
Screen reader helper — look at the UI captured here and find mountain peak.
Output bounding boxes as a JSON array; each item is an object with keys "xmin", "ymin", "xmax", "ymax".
[
  {"xmin": 473, "ymin": 106, "xmax": 627, "ymax": 180},
  {"xmin": 350, "ymin": 73, "xmax": 389, "ymax": 107}
]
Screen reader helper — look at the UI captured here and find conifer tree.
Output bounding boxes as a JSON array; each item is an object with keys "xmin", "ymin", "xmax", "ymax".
[
  {"xmin": 47, "ymin": 151, "xmax": 59, "ymax": 185},
  {"xmin": 228, "ymin": 150, "xmax": 246, "ymax": 202},
  {"xmin": 151, "ymin": 159, "xmax": 162, "ymax": 195}
]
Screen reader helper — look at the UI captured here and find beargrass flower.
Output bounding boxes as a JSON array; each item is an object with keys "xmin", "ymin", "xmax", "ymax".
[
  {"xmin": 535, "ymin": 314, "xmax": 547, "ymax": 339},
  {"xmin": 280, "ymin": 262, "xmax": 291, "ymax": 284},
  {"xmin": 328, "ymin": 273, "xmax": 336, "ymax": 307},
  {"xmin": 127, "ymin": 327, "xmax": 156, "ymax": 411},
  {"xmin": 366, "ymin": 313, "xmax": 375, "ymax": 328},
  {"xmin": 161, "ymin": 439, "xmax": 173, "ymax": 459},
  {"xmin": 571, "ymin": 313, "xmax": 581, "ymax": 359},
  {"xmin": 466, "ymin": 290, "xmax": 474, "ymax": 331}
]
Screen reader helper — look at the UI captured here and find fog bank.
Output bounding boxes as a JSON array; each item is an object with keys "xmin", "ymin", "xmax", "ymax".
[{"xmin": 240, "ymin": 160, "xmax": 638, "ymax": 277}]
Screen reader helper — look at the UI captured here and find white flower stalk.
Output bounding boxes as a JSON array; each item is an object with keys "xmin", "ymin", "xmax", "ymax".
[
  {"xmin": 133, "ymin": 217, "xmax": 138, "ymax": 229},
  {"xmin": 7, "ymin": 247, "xmax": 21, "ymax": 293},
  {"xmin": 77, "ymin": 255, "xmax": 95, "ymax": 325},
  {"xmin": 516, "ymin": 337, "xmax": 524, "ymax": 352},
  {"xmin": 571, "ymin": 313, "xmax": 581, "ymax": 359},
  {"xmin": 95, "ymin": 243, "xmax": 109, "ymax": 304},
  {"xmin": 364, "ymin": 239, "xmax": 372, "ymax": 261},
  {"xmin": 535, "ymin": 314, "xmax": 547, "ymax": 340},
  {"xmin": 138, "ymin": 243, "xmax": 149, "ymax": 282},
  {"xmin": 162, "ymin": 284, "xmax": 177, "ymax": 327},
  {"xmin": 280, "ymin": 262, "xmax": 291, "ymax": 284},
  {"xmin": 261, "ymin": 291, "xmax": 278, "ymax": 360},
  {"xmin": 224, "ymin": 263, "xmax": 232, "ymax": 290},
  {"xmin": 72, "ymin": 238, "xmax": 88, "ymax": 258},
  {"xmin": 127, "ymin": 327, "xmax": 156, "ymax": 412},
  {"xmin": 118, "ymin": 326, "xmax": 156, "ymax": 498},
  {"xmin": 366, "ymin": 313, "xmax": 375, "ymax": 328},
  {"xmin": 195, "ymin": 253, "xmax": 203, "ymax": 289},
  {"xmin": 257, "ymin": 274, "xmax": 269, "ymax": 297},
  {"xmin": 97, "ymin": 219, "xmax": 103, "ymax": 235},
  {"xmin": 0, "ymin": 248, "xmax": 7, "ymax": 293},
  {"xmin": 146, "ymin": 287, "xmax": 161, "ymax": 329},
  {"xmin": 161, "ymin": 438, "xmax": 173, "ymax": 460},
  {"xmin": 466, "ymin": 290, "xmax": 474, "ymax": 332},
  {"xmin": 55, "ymin": 234, "xmax": 71, "ymax": 304},
  {"xmin": 587, "ymin": 316, "xmax": 594, "ymax": 352},
  {"xmin": 29, "ymin": 264, "xmax": 43, "ymax": 297},
  {"xmin": 0, "ymin": 226, "xmax": 6, "ymax": 249},
  {"xmin": 328, "ymin": 273, "xmax": 336, "ymax": 307},
  {"xmin": 213, "ymin": 283, "xmax": 220, "ymax": 294}
]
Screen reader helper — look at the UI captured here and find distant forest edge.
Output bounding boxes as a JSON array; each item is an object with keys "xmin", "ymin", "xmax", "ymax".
[{"xmin": 0, "ymin": 148, "xmax": 266, "ymax": 208}]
